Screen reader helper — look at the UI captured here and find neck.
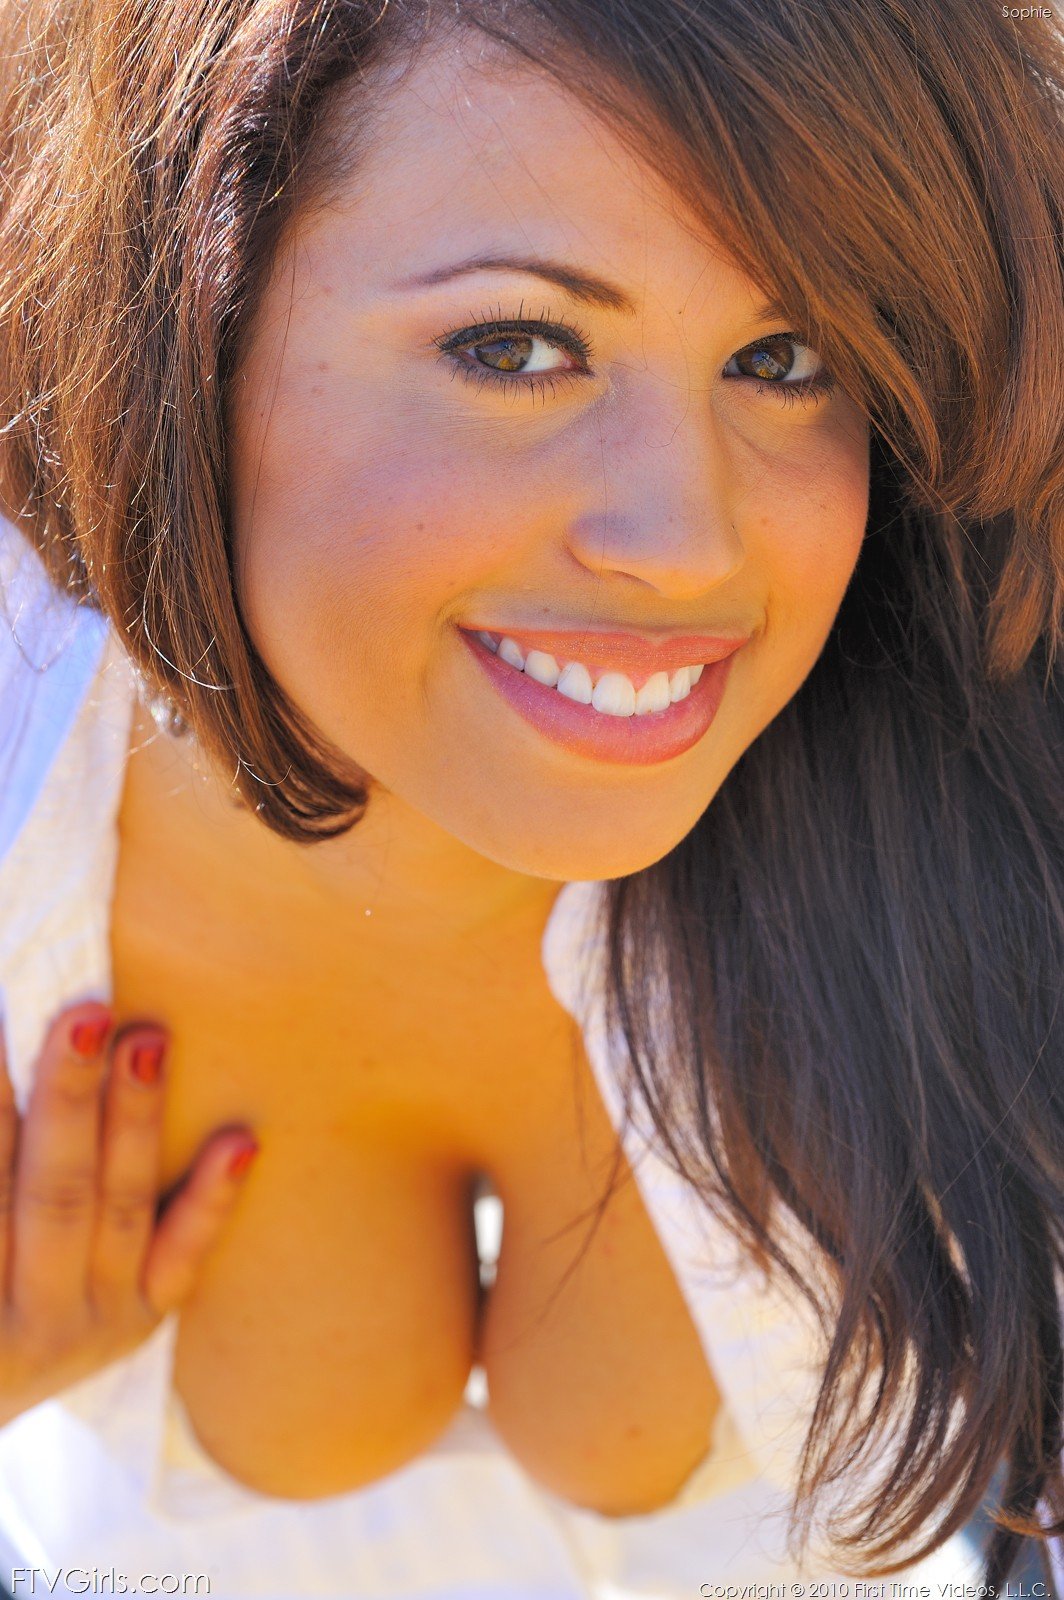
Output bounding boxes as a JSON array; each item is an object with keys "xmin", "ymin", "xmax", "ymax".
[
  {"xmin": 271, "ymin": 780, "xmax": 565, "ymax": 949},
  {"xmin": 122, "ymin": 698, "xmax": 564, "ymax": 955}
]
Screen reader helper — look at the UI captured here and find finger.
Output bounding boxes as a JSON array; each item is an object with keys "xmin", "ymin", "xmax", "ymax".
[
  {"xmin": 89, "ymin": 1029, "xmax": 168, "ymax": 1317},
  {"xmin": 0, "ymin": 1020, "xmax": 19, "ymax": 1299},
  {"xmin": 142, "ymin": 1131, "xmax": 259, "ymax": 1316},
  {"xmin": 10, "ymin": 1003, "xmax": 113, "ymax": 1323}
]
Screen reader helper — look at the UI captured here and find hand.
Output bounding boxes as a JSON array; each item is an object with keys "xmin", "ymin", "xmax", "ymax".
[{"xmin": 0, "ymin": 1001, "xmax": 258, "ymax": 1426}]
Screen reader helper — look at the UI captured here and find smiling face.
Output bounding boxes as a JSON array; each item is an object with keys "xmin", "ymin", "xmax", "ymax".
[{"xmin": 227, "ymin": 28, "xmax": 870, "ymax": 885}]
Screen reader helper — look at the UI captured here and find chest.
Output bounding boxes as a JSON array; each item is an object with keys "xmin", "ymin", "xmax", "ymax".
[{"xmin": 108, "ymin": 791, "xmax": 721, "ymax": 1516}]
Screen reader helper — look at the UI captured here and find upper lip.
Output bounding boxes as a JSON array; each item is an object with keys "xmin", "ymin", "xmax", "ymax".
[{"xmin": 460, "ymin": 624, "xmax": 751, "ymax": 676}]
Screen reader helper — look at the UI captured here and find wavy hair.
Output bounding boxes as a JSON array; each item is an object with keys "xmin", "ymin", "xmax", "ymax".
[{"xmin": 0, "ymin": 0, "xmax": 1061, "ymax": 1580}]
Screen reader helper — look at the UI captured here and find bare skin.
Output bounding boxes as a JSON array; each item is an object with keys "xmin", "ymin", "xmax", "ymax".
[
  {"xmin": 0, "ymin": 994, "xmax": 257, "ymax": 1430},
  {"xmin": 3, "ymin": 26, "xmax": 869, "ymax": 1515},
  {"xmin": 107, "ymin": 692, "xmax": 720, "ymax": 1510}
]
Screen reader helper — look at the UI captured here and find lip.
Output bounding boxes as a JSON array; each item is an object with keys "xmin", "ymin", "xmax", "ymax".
[
  {"xmin": 458, "ymin": 627, "xmax": 745, "ymax": 767},
  {"xmin": 459, "ymin": 624, "xmax": 749, "ymax": 686}
]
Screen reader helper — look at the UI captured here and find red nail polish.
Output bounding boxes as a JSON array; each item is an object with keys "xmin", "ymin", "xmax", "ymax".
[
  {"xmin": 227, "ymin": 1142, "xmax": 259, "ymax": 1178},
  {"xmin": 129, "ymin": 1040, "xmax": 166, "ymax": 1083},
  {"xmin": 71, "ymin": 1014, "xmax": 112, "ymax": 1056}
]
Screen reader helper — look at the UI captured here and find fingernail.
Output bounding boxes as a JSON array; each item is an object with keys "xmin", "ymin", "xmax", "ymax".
[
  {"xmin": 227, "ymin": 1141, "xmax": 259, "ymax": 1179},
  {"xmin": 71, "ymin": 1013, "xmax": 112, "ymax": 1056},
  {"xmin": 129, "ymin": 1039, "xmax": 166, "ymax": 1084}
]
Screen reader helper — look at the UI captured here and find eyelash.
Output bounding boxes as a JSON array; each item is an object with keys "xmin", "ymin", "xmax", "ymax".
[{"xmin": 432, "ymin": 301, "xmax": 837, "ymax": 409}]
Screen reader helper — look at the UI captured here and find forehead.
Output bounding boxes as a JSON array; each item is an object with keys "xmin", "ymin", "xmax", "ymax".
[{"xmin": 297, "ymin": 28, "xmax": 755, "ymax": 321}]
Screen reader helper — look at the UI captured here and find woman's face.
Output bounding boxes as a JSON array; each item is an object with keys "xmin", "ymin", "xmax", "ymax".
[{"xmin": 228, "ymin": 31, "xmax": 869, "ymax": 884}]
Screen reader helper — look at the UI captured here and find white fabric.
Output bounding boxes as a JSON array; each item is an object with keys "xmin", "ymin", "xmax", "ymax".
[{"xmin": 0, "ymin": 511, "xmax": 984, "ymax": 1597}]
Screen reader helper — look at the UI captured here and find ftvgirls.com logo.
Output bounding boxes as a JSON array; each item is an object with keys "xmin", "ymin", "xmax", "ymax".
[{"xmin": 9, "ymin": 1571, "xmax": 211, "ymax": 1596}]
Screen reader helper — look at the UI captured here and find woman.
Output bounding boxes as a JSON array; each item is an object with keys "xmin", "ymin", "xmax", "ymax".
[{"xmin": 0, "ymin": 0, "xmax": 1060, "ymax": 1593}]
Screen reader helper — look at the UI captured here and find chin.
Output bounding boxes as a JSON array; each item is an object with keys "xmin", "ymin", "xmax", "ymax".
[{"xmin": 462, "ymin": 821, "xmax": 697, "ymax": 885}]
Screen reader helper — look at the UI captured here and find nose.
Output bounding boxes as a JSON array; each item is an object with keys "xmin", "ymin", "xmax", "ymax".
[{"xmin": 562, "ymin": 387, "xmax": 745, "ymax": 601}]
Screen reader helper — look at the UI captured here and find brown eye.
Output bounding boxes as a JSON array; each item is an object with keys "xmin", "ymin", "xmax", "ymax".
[
  {"xmin": 472, "ymin": 334, "xmax": 535, "ymax": 373},
  {"xmin": 729, "ymin": 335, "xmax": 799, "ymax": 381},
  {"xmin": 434, "ymin": 312, "xmax": 593, "ymax": 397},
  {"xmin": 462, "ymin": 330, "xmax": 582, "ymax": 377},
  {"xmin": 721, "ymin": 332, "xmax": 835, "ymax": 407}
]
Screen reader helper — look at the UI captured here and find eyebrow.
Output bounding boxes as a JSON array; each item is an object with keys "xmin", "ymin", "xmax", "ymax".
[
  {"xmin": 393, "ymin": 253, "xmax": 637, "ymax": 314},
  {"xmin": 393, "ymin": 252, "xmax": 793, "ymax": 328}
]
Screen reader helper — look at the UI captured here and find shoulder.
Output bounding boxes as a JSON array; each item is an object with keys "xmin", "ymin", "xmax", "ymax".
[{"xmin": 0, "ymin": 511, "xmax": 115, "ymax": 862}]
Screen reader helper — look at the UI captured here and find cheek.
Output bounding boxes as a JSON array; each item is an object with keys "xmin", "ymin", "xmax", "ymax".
[
  {"xmin": 748, "ymin": 427, "xmax": 870, "ymax": 639},
  {"xmin": 228, "ymin": 387, "xmax": 527, "ymax": 716}
]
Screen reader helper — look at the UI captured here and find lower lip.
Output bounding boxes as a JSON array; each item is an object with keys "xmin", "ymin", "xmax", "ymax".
[{"xmin": 458, "ymin": 630, "xmax": 740, "ymax": 766}]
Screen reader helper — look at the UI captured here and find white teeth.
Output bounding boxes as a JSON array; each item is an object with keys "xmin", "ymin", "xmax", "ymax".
[
  {"xmin": 476, "ymin": 628, "xmax": 707, "ymax": 716},
  {"xmin": 669, "ymin": 667, "xmax": 692, "ymax": 703},
  {"xmin": 497, "ymin": 636, "xmax": 525, "ymax": 670},
  {"xmin": 556, "ymin": 661, "xmax": 593, "ymax": 704},
  {"xmin": 591, "ymin": 671, "xmax": 636, "ymax": 717},
  {"xmin": 523, "ymin": 649, "xmax": 561, "ymax": 688},
  {"xmin": 634, "ymin": 671, "xmax": 673, "ymax": 714}
]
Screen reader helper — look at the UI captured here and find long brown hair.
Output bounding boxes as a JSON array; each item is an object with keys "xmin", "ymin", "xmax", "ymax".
[{"xmin": 1, "ymin": 0, "xmax": 1061, "ymax": 1579}]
